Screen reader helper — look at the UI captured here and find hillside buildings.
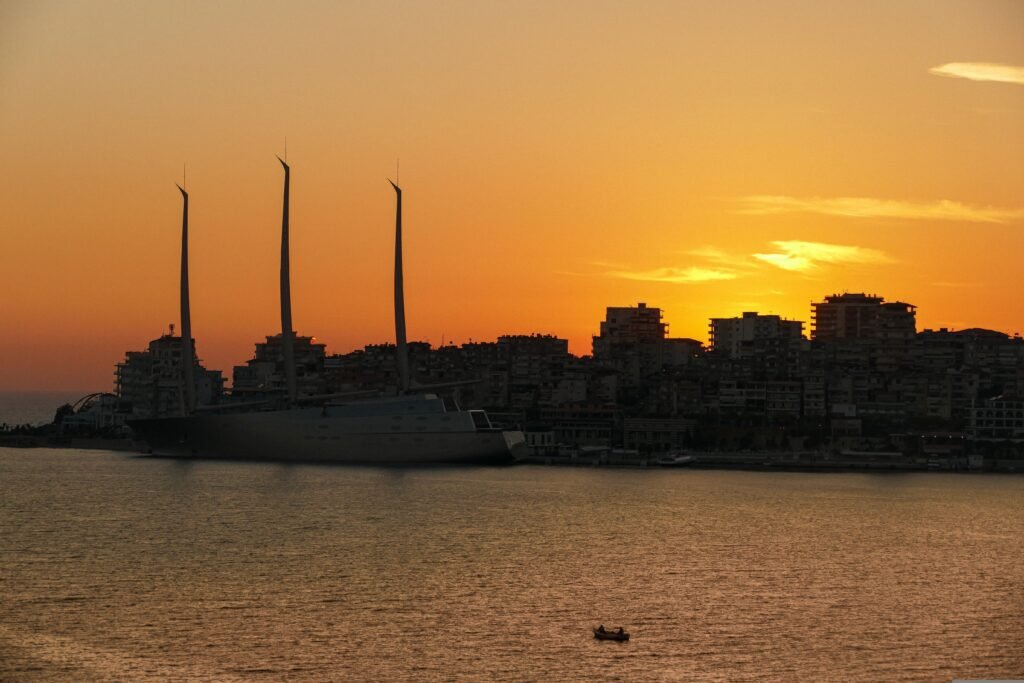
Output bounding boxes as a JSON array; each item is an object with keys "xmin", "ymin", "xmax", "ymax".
[{"xmin": 111, "ymin": 295, "xmax": 1024, "ymax": 461}]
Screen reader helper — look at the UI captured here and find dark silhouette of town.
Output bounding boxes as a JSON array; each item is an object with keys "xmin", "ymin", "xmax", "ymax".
[
  {"xmin": 7, "ymin": 164, "xmax": 1018, "ymax": 471},
  {"xmin": 8, "ymin": 291, "xmax": 1013, "ymax": 471}
]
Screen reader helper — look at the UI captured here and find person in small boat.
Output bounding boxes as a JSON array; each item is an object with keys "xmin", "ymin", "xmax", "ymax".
[
  {"xmin": 597, "ymin": 625, "xmax": 606, "ymax": 634},
  {"xmin": 617, "ymin": 627, "xmax": 624, "ymax": 635}
]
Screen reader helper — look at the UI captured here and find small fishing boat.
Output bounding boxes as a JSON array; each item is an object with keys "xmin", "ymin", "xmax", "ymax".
[{"xmin": 593, "ymin": 626, "xmax": 630, "ymax": 641}]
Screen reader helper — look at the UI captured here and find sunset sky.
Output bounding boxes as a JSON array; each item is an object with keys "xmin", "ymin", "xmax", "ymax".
[{"xmin": 2, "ymin": 0, "xmax": 1022, "ymax": 391}]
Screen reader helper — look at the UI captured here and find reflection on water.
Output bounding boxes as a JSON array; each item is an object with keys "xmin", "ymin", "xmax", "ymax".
[{"xmin": 1, "ymin": 448, "xmax": 1022, "ymax": 681}]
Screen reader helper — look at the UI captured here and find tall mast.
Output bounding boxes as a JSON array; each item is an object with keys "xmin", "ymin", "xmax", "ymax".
[
  {"xmin": 389, "ymin": 179, "xmax": 410, "ymax": 393},
  {"xmin": 177, "ymin": 184, "xmax": 196, "ymax": 414},
  {"xmin": 278, "ymin": 157, "xmax": 298, "ymax": 403}
]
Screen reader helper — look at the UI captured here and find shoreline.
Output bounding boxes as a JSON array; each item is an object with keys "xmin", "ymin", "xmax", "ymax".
[
  {"xmin": 515, "ymin": 452, "xmax": 1024, "ymax": 474},
  {"xmin": 2, "ymin": 437, "xmax": 1023, "ymax": 473},
  {"xmin": 0, "ymin": 435, "xmax": 139, "ymax": 452}
]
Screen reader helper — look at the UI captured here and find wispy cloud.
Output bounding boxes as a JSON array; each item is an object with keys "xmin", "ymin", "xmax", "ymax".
[
  {"xmin": 753, "ymin": 241, "xmax": 893, "ymax": 273},
  {"xmin": 684, "ymin": 246, "xmax": 730, "ymax": 262},
  {"xmin": 607, "ymin": 266, "xmax": 738, "ymax": 284},
  {"xmin": 605, "ymin": 239, "xmax": 892, "ymax": 283},
  {"xmin": 683, "ymin": 246, "xmax": 756, "ymax": 269},
  {"xmin": 737, "ymin": 195, "xmax": 1024, "ymax": 224},
  {"xmin": 930, "ymin": 62, "xmax": 1024, "ymax": 86}
]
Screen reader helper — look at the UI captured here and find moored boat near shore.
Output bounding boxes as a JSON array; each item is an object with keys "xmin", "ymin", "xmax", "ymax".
[
  {"xmin": 130, "ymin": 395, "xmax": 524, "ymax": 465},
  {"xmin": 655, "ymin": 451, "xmax": 696, "ymax": 467}
]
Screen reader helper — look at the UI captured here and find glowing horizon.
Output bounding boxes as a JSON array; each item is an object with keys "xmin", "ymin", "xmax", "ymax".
[{"xmin": 1, "ymin": 0, "xmax": 1022, "ymax": 391}]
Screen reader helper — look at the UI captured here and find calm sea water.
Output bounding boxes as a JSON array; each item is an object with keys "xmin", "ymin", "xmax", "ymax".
[{"xmin": 1, "ymin": 449, "xmax": 1022, "ymax": 681}]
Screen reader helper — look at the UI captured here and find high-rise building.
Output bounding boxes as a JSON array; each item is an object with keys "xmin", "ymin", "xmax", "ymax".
[
  {"xmin": 232, "ymin": 333, "xmax": 327, "ymax": 398},
  {"xmin": 498, "ymin": 334, "xmax": 571, "ymax": 410},
  {"xmin": 812, "ymin": 293, "xmax": 917, "ymax": 373},
  {"xmin": 593, "ymin": 303, "xmax": 700, "ymax": 398},
  {"xmin": 811, "ymin": 293, "xmax": 916, "ymax": 341},
  {"xmin": 709, "ymin": 312, "xmax": 804, "ymax": 358},
  {"xmin": 593, "ymin": 302, "xmax": 667, "ymax": 351},
  {"xmin": 592, "ymin": 303, "xmax": 668, "ymax": 399},
  {"xmin": 115, "ymin": 330, "xmax": 224, "ymax": 417}
]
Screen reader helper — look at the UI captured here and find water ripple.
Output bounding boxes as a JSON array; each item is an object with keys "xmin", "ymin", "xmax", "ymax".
[{"xmin": 2, "ymin": 448, "xmax": 1023, "ymax": 681}]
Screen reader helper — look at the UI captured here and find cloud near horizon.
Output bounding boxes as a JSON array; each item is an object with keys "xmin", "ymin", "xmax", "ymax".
[
  {"xmin": 753, "ymin": 240, "xmax": 894, "ymax": 273},
  {"xmin": 606, "ymin": 265, "xmax": 738, "ymax": 284},
  {"xmin": 929, "ymin": 62, "xmax": 1024, "ymax": 86},
  {"xmin": 604, "ymin": 239, "xmax": 892, "ymax": 282},
  {"xmin": 683, "ymin": 246, "xmax": 757, "ymax": 269},
  {"xmin": 737, "ymin": 195, "xmax": 1024, "ymax": 223}
]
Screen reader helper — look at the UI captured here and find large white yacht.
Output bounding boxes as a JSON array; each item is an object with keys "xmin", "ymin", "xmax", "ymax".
[
  {"xmin": 129, "ymin": 162, "xmax": 524, "ymax": 465},
  {"xmin": 131, "ymin": 395, "xmax": 523, "ymax": 464}
]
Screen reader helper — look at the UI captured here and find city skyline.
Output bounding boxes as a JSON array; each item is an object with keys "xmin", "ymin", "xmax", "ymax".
[
  {"xmin": 2, "ymin": 1, "xmax": 1023, "ymax": 391},
  {"xmin": 116, "ymin": 290, "xmax": 1012, "ymax": 395},
  {"xmin": 101, "ymin": 295, "xmax": 1024, "ymax": 467}
]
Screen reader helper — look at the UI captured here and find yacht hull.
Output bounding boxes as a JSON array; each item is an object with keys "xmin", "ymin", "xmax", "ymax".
[{"xmin": 129, "ymin": 408, "xmax": 524, "ymax": 465}]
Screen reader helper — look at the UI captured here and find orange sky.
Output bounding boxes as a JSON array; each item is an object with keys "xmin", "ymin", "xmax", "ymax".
[{"xmin": 1, "ymin": 0, "xmax": 1023, "ymax": 391}]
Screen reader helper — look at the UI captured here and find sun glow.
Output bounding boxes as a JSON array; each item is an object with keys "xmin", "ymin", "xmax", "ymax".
[{"xmin": 1, "ymin": 2, "xmax": 1023, "ymax": 390}]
